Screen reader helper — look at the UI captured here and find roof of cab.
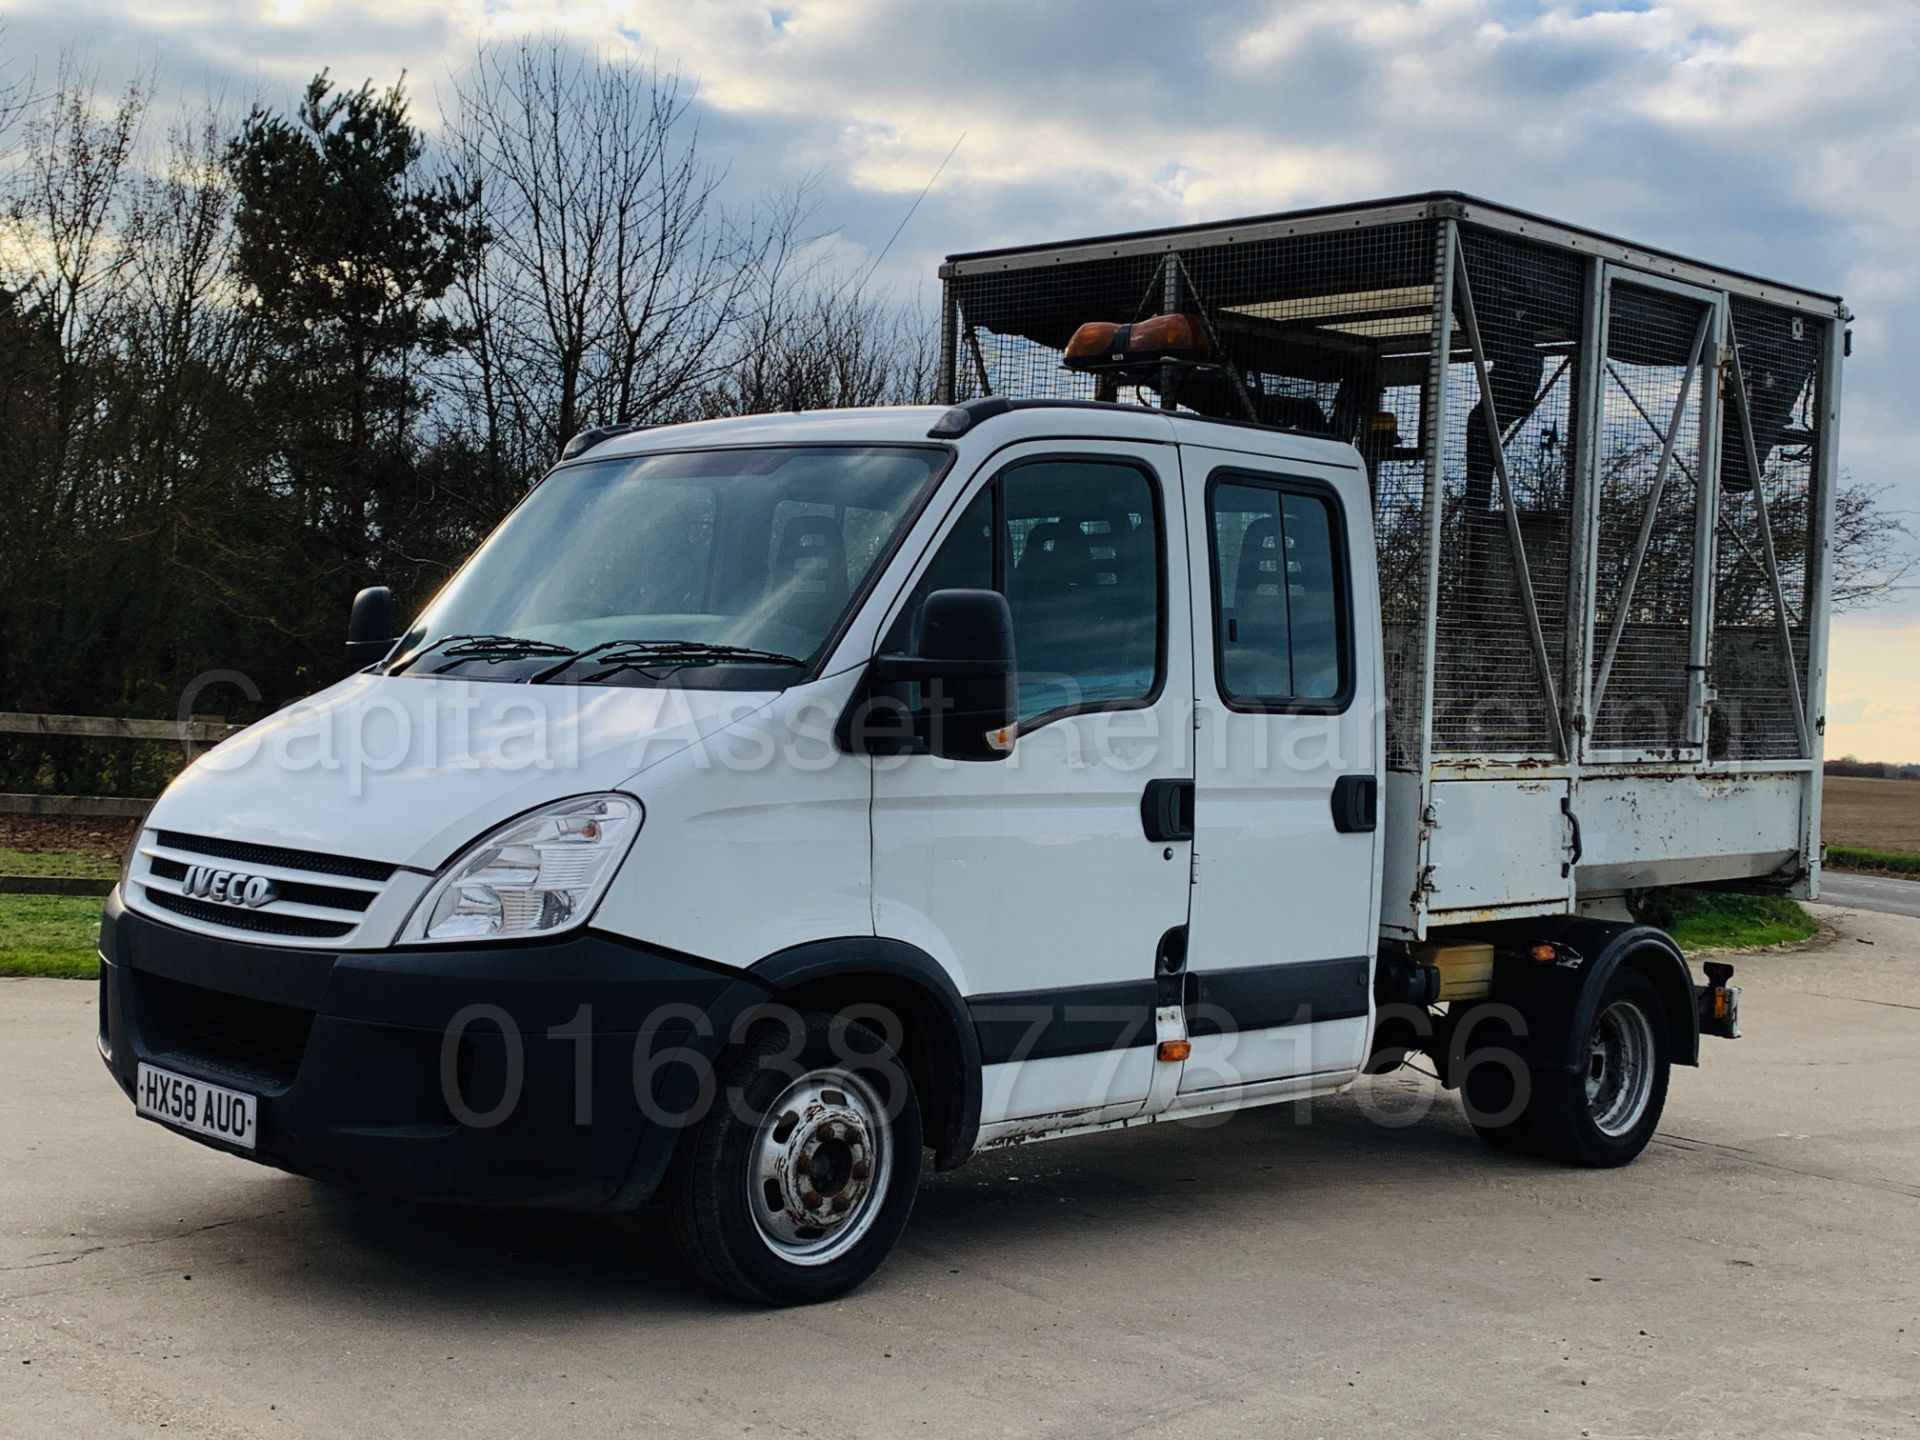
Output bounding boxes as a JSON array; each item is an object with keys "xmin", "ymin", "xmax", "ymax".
[{"xmin": 571, "ymin": 400, "xmax": 1361, "ymax": 472}]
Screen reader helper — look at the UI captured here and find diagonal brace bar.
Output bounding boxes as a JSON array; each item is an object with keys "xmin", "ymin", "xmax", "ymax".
[
  {"xmin": 1727, "ymin": 343, "xmax": 1811, "ymax": 755},
  {"xmin": 1170, "ymin": 253, "xmax": 1260, "ymax": 422},
  {"xmin": 962, "ymin": 319, "xmax": 992, "ymax": 397},
  {"xmin": 1452, "ymin": 250, "xmax": 1569, "ymax": 757},
  {"xmin": 1589, "ymin": 308, "xmax": 1711, "ymax": 726},
  {"xmin": 1501, "ymin": 355, "xmax": 1571, "ymax": 446},
  {"xmin": 1606, "ymin": 360, "xmax": 1698, "ymax": 486},
  {"xmin": 1608, "ymin": 357, "xmax": 1770, "ymax": 581}
]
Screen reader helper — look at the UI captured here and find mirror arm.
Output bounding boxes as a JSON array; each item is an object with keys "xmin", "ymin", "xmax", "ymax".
[{"xmin": 345, "ymin": 639, "xmax": 397, "ymax": 670}]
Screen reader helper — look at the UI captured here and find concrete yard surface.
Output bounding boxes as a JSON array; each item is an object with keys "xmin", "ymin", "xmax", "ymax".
[{"xmin": 2, "ymin": 908, "xmax": 1917, "ymax": 1439}]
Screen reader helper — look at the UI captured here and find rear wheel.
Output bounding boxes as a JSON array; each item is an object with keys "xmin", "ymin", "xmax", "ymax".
[
  {"xmin": 666, "ymin": 1010, "xmax": 922, "ymax": 1305},
  {"xmin": 1469, "ymin": 967, "xmax": 1670, "ymax": 1166}
]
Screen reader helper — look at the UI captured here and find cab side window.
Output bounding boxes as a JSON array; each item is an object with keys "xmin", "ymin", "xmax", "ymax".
[
  {"xmin": 887, "ymin": 459, "xmax": 1164, "ymax": 726},
  {"xmin": 1209, "ymin": 477, "xmax": 1348, "ymax": 707}
]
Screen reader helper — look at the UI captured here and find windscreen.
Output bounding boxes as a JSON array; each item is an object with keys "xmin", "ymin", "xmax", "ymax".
[{"xmin": 391, "ymin": 445, "xmax": 945, "ymax": 687}]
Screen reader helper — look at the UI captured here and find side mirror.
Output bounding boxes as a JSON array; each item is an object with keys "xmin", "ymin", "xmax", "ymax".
[
  {"xmin": 866, "ymin": 588, "xmax": 1017, "ymax": 762},
  {"xmin": 345, "ymin": 585, "xmax": 395, "ymax": 672}
]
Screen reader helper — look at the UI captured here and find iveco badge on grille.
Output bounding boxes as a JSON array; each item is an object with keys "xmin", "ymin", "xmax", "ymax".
[{"xmin": 181, "ymin": 865, "xmax": 278, "ymax": 908}]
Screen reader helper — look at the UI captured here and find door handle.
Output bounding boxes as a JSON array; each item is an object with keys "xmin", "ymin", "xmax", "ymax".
[
  {"xmin": 1141, "ymin": 779, "xmax": 1194, "ymax": 843},
  {"xmin": 1330, "ymin": 774, "xmax": 1377, "ymax": 834}
]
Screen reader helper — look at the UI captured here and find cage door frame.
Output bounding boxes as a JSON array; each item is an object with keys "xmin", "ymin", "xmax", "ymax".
[{"xmin": 1579, "ymin": 265, "xmax": 1727, "ymax": 764}]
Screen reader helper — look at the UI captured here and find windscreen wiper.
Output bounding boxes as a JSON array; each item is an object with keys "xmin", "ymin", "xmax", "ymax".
[
  {"xmin": 530, "ymin": 640, "xmax": 808, "ymax": 684},
  {"xmin": 392, "ymin": 633, "xmax": 579, "ymax": 675}
]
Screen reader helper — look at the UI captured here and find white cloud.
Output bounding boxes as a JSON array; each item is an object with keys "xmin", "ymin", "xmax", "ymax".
[{"xmin": 5, "ymin": 0, "xmax": 1916, "ymax": 637}]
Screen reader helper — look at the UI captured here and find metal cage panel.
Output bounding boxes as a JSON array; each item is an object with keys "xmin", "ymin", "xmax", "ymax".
[
  {"xmin": 1711, "ymin": 297, "xmax": 1825, "ymax": 761},
  {"xmin": 1430, "ymin": 229, "xmax": 1586, "ymax": 758},
  {"xmin": 1585, "ymin": 274, "xmax": 1717, "ymax": 755},
  {"xmin": 938, "ymin": 193, "xmax": 1843, "ymax": 931}
]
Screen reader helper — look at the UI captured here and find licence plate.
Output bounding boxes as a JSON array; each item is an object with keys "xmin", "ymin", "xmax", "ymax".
[{"xmin": 135, "ymin": 1063, "xmax": 258, "ymax": 1151}]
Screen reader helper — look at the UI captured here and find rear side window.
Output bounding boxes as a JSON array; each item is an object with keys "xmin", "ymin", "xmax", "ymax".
[
  {"xmin": 1209, "ymin": 477, "xmax": 1349, "ymax": 707},
  {"xmin": 888, "ymin": 458, "xmax": 1164, "ymax": 725}
]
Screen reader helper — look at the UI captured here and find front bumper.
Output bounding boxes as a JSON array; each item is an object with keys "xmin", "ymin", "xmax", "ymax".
[{"xmin": 98, "ymin": 891, "xmax": 765, "ymax": 1208}]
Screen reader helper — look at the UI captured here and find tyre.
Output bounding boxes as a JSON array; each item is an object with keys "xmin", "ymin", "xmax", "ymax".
[
  {"xmin": 1468, "ymin": 968, "xmax": 1670, "ymax": 1167},
  {"xmin": 666, "ymin": 1009, "xmax": 922, "ymax": 1305},
  {"xmin": 1459, "ymin": 1007, "xmax": 1540, "ymax": 1155},
  {"xmin": 1464, "ymin": 1061, "xmax": 1536, "ymax": 1154}
]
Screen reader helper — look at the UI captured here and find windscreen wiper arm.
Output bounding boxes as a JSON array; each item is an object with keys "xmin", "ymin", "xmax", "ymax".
[
  {"xmin": 530, "ymin": 640, "xmax": 809, "ymax": 684},
  {"xmin": 392, "ymin": 633, "xmax": 579, "ymax": 675}
]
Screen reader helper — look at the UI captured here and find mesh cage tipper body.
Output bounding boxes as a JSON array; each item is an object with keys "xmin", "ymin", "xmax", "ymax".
[{"xmin": 937, "ymin": 194, "xmax": 1845, "ymax": 936}]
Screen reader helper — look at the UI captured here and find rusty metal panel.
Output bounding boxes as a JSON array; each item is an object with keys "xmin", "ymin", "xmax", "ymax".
[
  {"xmin": 1573, "ymin": 770, "xmax": 1804, "ymax": 892},
  {"xmin": 1424, "ymin": 778, "xmax": 1571, "ymax": 913}
]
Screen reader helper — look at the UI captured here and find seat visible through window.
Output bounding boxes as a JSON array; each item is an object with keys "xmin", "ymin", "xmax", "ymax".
[
  {"xmin": 770, "ymin": 511, "xmax": 849, "ymax": 635},
  {"xmin": 885, "ymin": 459, "xmax": 1163, "ymax": 726},
  {"xmin": 1210, "ymin": 478, "xmax": 1346, "ymax": 705}
]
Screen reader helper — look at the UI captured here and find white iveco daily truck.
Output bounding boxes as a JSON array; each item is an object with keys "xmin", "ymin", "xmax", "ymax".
[{"xmin": 101, "ymin": 195, "xmax": 1839, "ymax": 1303}]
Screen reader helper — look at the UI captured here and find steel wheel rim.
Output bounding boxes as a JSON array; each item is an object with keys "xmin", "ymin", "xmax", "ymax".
[
  {"xmin": 747, "ymin": 1067, "xmax": 893, "ymax": 1267},
  {"xmin": 1586, "ymin": 999, "xmax": 1655, "ymax": 1137}
]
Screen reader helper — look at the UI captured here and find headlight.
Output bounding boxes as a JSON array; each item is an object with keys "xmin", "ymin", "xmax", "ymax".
[{"xmin": 401, "ymin": 794, "xmax": 641, "ymax": 944}]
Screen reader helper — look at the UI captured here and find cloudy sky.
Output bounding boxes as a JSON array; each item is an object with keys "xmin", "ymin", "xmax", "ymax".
[{"xmin": 6, "ymin": 0, "xmax": 1918, "ymax": 757}]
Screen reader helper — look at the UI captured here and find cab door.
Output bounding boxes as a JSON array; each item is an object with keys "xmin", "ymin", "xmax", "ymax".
[
  {"xmin": 1174, "ymin": 446, "xmax": 1383, "ymax": 1105},
  {"xmin": 869, "ymin": 442, "xmax": 1193, "ymax": 1131}
]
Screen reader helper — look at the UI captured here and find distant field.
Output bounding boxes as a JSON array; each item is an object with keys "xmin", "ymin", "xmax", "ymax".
[{"xmin": 1822, "ymin": 776, "xmax": 1920, "ymax": 858}]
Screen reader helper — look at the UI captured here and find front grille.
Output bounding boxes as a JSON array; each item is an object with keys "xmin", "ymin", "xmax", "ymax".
[
  {"xmin": 144, "ymin": 889, "xmax": 357, "ymax": 939},
  {"xmin": 134, "ymin": 831, "xmax": 395, "ymax": 943},
  {"xmin": 153, "ymin": 830, "xmax": 396, "ymax": 882},
  {"xmin": 147, "ymin": 857, "xmax": 374, "ymax": 913},
  {"xmin": 136, "ymin": 970, "xmax": 316, "ymax": 1083}
]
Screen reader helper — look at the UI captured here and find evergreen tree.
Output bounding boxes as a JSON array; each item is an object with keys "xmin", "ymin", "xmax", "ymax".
[{"xmin": 227, "ymin": 72, "xmax": 481, "ymax": 609}]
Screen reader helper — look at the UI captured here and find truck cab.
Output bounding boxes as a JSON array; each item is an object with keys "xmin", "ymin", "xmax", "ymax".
[{"xmin": 100, "ymin": 397, "xmax": 1721, "ymax": 1305}]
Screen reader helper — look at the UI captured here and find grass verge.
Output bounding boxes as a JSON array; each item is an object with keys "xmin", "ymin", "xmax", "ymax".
[
  {"xmin": 0, "ymin": 894, "xmax": 104, "ymax": 978},
  {"xmin": 1637, "ymin": 888, "xmax": 1818, "ymax": 952},
  {"xmin": 0, "ymin": 845, "xmax": 120, "ymax": 880},
  {"xmin": 1826, "ymin": 845, "xmax": 1920, "ymax": 876},
  {"xmin": 0, "ymin": 881, "xmax": 1837, "ymax": 981}
]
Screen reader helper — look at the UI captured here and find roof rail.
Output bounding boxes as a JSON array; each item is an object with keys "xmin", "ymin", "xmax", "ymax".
[
  {"xmin": 925, "ymin": 395, "xmax": 1172, "ymax": 439},
  {"xmin": 925, "ymin": 394, "xmax": 1348, "ymax": 443},
  {"xmin": 559, "ymin": 422, "xmax": 652, "ymax": 461}
]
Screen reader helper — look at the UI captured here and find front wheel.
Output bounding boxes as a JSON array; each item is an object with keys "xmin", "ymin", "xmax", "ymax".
[
  {"xmin": 1471, "ymin": 967, "xmax": 1671, "ymax": 1167},
  {"xmin": 665, "ymin": 1010, "xmax": 922, "ymax": 1305}
]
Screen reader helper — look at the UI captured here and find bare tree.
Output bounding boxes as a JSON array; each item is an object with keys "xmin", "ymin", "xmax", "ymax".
[
  {"xmin": 441, "ymin": 37, "xmax": 759, "ymax": 478},
  {"xmin": 699, "ymin": 181, "xmax": 936, "ymax": 417},
  {"xmin": 1816, "ymin": 479, "xmax": 1914, "ymax": 612},
  {"xmin": 117, "ymin": 102, "xmax": 264, "ymax": 525},
  {"xmin": 0, "ymin": 52, "xmax": 150, "ymax": 545},
  {"xmin": 6, "ymin": 54, "xmax": 147, "ymax": 347},
  {"xmin": 74, "ymin": 100, "xmax": 285, "ymax": 697},
  {"xmin": 0, "ymin": 23, "xmax": 33, "ymax": 160}
]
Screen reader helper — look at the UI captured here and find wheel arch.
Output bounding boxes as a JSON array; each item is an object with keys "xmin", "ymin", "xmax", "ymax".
[
  {"xmin": 1460, "ymin": 916, "xmax": 1701, "ymax": 1075},
  {"xmin": 1609, "ymin": 933, "xmax": 1701, "ymax": 1069},
  {"xmin": 750, "ymin": 937, "xmax": 982, "ymax": 1171}
]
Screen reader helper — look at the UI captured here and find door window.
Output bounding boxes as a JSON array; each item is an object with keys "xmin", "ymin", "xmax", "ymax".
[
  {"xmin": 888, "ymin": 459, "xmax": 1164, "ymax": 726},
  {"xmin": 1208, "ymin": 478, "xmax": 1349, "ymax": 707}
]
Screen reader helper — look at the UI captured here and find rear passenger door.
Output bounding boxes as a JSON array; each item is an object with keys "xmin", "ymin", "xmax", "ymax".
[{"xmin": 1174, "ymin": 448, "xmax": 1383, "ymax": 1103}]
